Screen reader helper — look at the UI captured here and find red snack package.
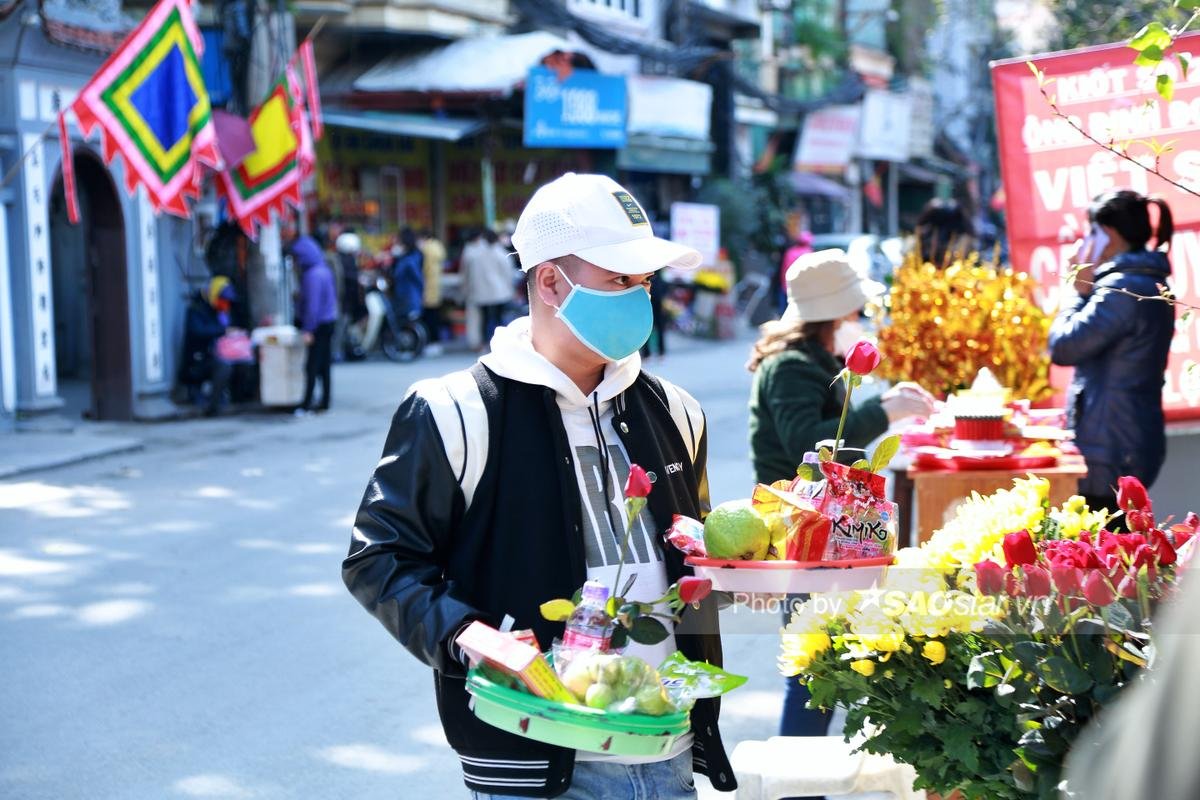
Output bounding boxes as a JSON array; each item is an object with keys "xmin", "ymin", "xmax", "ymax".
[
  {"xmin": 752, "ymin": 482, "xmax": 831, "ymax": 561},
  {"xmin": 815, "ymin": 462, "xmax": 897, "ymax": 560},
  {"xmin": 785, "ymin": 510, "xmax": 833, "ymax": 562}
]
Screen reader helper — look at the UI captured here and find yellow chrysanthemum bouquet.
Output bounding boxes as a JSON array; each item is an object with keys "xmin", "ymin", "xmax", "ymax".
[{"xmin": 780, "ymin": 477, "xmax": 1193, "ymax": 800}]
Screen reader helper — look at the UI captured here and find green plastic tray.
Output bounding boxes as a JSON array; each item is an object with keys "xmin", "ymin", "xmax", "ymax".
[{"xmin": 466, "ymin": 668, "xmax": 690, "ymax": 756}]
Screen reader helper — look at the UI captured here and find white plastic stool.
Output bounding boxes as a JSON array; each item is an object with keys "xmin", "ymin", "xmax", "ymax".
[{"xmin": 730, "ymin": 736, "xmax": 926, "ymax": 800}]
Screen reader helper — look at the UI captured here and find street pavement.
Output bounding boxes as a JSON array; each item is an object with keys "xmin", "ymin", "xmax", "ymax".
[{"xmin": 0, "ymin": 329, "xmax": 787, "ymax": 800}]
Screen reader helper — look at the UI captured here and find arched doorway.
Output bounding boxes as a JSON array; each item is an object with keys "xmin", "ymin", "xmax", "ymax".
[{"xmin": 49, "ymin": 149, "xmax": 133, "ymax": 421}]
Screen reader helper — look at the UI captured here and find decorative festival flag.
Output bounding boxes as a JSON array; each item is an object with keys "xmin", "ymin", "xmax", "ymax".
[
  {"xmin": 216, "ymin": 78, "xmax": 304, "ymax": 238},
  {"xmin": 286, "ymin": 64, "xmax": 316, "ymax": 180},
  {"xmin": 58, "ymin": 111, "xmax": 79, "ymax": 224},
  {"xmin": 298, "ymin": 39, "xmax": 323, "ymax": 140},
  {"xmin": 68, "ymin": 0, "xmax": 220, "ymax": 217}
]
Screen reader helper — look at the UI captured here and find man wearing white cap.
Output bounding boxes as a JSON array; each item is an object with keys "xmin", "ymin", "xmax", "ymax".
[{"xmin": 343, "ymin": 174, "xmax": 734, "ymax": 798}]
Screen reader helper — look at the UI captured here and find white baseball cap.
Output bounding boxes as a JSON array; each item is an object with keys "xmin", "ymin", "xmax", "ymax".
[
  {"xmin": 511, "ymin": 173, "xmax": 702, "ymax": 274},
  {"xmin": 782, "ymin": 249, "xmax": 885, "ymax": 323}
]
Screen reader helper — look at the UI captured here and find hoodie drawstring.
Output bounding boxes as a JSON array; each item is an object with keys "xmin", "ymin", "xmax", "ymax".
[{"xmin": 588, "ymin": 392, "xmax": 621, "ymax": 544}]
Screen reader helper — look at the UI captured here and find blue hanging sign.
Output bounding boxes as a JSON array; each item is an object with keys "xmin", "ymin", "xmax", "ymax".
[{"xmin": 523, "ymin": 66, "xmax": 627, "ymax": 149}]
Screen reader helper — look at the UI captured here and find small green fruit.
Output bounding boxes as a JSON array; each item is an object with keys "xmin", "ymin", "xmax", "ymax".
[
  {"xmin": 562, "ymin": 661, "xmax": 593, "ymax": 700},
  {"xmin": 586, "ymin": 683, "xmax": 615, "ymax": 709},
  {"xmin": 598, "ymin": 659, "xmax": 622, "ymax": 685},
  {"xmin": 634, "ymin": 685, "xmax": 674, "ymax": 716},
  {"xmin": 618, "ymin": 657, "xmax": 645, "ymax": 687}
]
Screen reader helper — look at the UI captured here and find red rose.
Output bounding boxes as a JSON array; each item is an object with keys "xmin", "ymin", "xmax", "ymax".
[
  {"xmin": 1100, "ymin": 532, "xmax": 1147, "ymax": 564},
  {"xmin": 1117, "ymin": 571, "xmax": 1140, "ymax": 599},
  {"xmin": 1023, "ymin": 564, "xmax": 1052, "ymax": 597},
  {"xmin": 844, "ymin": 340, "xmax": 882, "ymax": 376},
  {"xmin": 1082, "ymin": 571, "xmax": 1116, "ymax": 606},
  {"xmin": 1127, "ymin": 509, "xmax": 1156, "ymax": 533},
  {"xmin": 1044, "ymin": 539, "xmax": 1102, "ymax": 570},
  {"xmin": 974, "ymin": 560, "xmax": 1006, "ymax": 595},
  {"xmin": 677, "ymin": 576, "xmax": 712, "ymax": 605},
  {"xmin": 1002, "ymin": 530, "xmax": 1038, "ymax": 567},
  {"xmin": 1151, "ymin": 530, "xmax": 1178, "ymax": 566},
  {"xmin": 1051, "ymin": 563, "xmax": 1082, "ymax": 595},
  {"xmin": 1131, "ymin": 544, "xmax": 1155, "ymax": 569},
  {"xmin": 1186, "ymin": 511, "xmax": 1200, "ymax": 530},
  {"xmin": 1116, "ymin": 476, "xmax": 1151, "ymax": 512},
  {"xmin": 624, "ymin": 464, "xmax": 653, "ymax": 498}
]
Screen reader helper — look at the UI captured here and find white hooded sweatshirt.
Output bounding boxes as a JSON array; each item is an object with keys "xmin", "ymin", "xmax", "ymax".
[{"xmin": 481, "ymin": 317, "xmax": 693, "ymax": 763}]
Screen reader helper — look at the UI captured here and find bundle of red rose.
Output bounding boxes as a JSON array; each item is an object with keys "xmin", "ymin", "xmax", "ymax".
[{"xmin": 967, "ymin": 476, "xmax": 1196, "ymax": 798}]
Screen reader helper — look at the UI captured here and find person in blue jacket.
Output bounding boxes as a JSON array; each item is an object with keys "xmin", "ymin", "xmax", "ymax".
[
  {"xmin": 1049, "ymin": 189, "xmax": 1176, "ymax": 518},
  {"xmin": 179, "ymin": 276, "xmax": 236, "ymax": 416},
  {"xmin": 390, "ymin": 228, "xmax": 425, "ymax": 320}
]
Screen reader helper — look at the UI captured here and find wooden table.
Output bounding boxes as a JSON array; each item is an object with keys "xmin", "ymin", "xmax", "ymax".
[{"xmin": 890, "ymin": 456, "xmax": 1087, "ymax": 546}]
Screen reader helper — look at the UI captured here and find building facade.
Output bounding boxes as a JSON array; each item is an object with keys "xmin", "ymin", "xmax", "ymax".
[{"xmin": 0, "ymin": 12, "xmax": 196, "ymax": 430}]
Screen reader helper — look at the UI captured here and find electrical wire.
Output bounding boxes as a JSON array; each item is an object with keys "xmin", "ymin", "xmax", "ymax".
[{"xmin": 512, "ymin": 0, "xmax": 865, "ymax": 115}]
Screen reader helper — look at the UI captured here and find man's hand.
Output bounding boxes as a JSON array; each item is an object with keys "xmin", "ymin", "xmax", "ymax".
[{"xmin": 303, "ymin": 331, "xmax": 315, "ymax": 345}]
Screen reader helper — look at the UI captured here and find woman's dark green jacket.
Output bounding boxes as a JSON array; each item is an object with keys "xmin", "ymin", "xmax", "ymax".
[{"xmin": 749, "ymin": 340, "xmax": 889, "ymax": 485}]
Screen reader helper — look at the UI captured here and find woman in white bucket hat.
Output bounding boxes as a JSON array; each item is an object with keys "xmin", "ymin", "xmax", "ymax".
[
  {"xmin": 747, "ymin": 248, "xmax": 935, "ymax": 749},
  {"xmin": 748, "ymin": 249, "xmax": 933, "ymax": 484}
]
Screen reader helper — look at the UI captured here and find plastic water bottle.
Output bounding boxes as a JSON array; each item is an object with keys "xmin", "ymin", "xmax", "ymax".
[{"xmin": 562, "ymin": 580, "xmax": 613, "ymax": 652}]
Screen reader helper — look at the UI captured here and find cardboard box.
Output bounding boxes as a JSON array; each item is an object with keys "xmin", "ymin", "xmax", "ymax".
[{"xmin": 458, "ymin": 621, "xmax": 576, "ymax": 704}]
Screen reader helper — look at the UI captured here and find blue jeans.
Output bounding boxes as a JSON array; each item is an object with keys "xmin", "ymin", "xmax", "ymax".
[
  {"xmin": 781, "ymin": 677, "xmax": 830, "ymax": 737},
  {"xmin": 780, "ymin": 595, "xmax": 831, "ymax": 738},
  {"xmin": 469, "ymin": 751, "xmax": 696, "ymax": 800}
]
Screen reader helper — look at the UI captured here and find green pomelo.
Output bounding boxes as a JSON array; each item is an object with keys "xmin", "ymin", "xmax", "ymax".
[{"xmin": 704, "ymin": 499, "xmax": 771, "ymax": 560}]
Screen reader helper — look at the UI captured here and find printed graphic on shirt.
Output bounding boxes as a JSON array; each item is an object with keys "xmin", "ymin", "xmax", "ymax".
[
  {"xmin": 611, "ymin": 191, "xmax": 649, "ymax": 227},
  {"xmin": 575, "ymin": 444, "xmax": 660, "ymax": 569}
]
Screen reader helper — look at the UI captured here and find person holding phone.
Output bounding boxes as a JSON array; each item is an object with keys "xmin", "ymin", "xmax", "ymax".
[{"xmin": 1049, "ymin": 189, "xmax": 1176, "ymax": 518}]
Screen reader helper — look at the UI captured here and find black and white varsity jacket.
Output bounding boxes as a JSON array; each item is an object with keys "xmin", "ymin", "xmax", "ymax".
[{"xmin": 343, "ymin": 362, "xmax": 737, "ymax": 796}]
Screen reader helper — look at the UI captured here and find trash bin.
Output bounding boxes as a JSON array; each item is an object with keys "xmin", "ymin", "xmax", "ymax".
[{"xmin": 251, "ymin": 325, "xmax": 306, "ymax": 407}]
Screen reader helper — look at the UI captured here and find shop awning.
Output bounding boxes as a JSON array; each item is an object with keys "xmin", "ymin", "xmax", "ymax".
[
  {"xmin": 897, "ymin": 162, "xmax": 941, "ymax": 184},
  {"xmin": 353, "ymin": 31, "xmax": 572, "ymax": 95},
  {"xmin": 617, "ymin": 134, "xmax": 714, "ymax": 176},
  {"xmin": 322, "ymin": 109, "xmax": 486, "ymax": 142},
  {"xmin": 791, "ymin": 171, "xmax": 851, "ymax": 201}
]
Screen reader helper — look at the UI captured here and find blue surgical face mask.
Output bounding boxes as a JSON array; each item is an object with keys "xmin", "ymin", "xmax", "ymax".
[{"xmin": 552, "ymin": 265, "xmax": 654, "ymax": 361}]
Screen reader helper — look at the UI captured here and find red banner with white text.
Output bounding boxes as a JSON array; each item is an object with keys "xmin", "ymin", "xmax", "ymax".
[{"xmin": 993, "ymin": 35, "xmax": 1200, "ymax": 419}]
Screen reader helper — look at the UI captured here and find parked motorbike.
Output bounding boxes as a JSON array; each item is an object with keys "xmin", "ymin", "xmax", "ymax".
[{"xmin": 343, "ymin": 273, "xmax": 426, "ymax": 362}]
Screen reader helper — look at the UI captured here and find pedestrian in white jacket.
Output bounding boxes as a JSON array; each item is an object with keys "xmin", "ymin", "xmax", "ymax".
[{"xmin": 462, "ymin": 228, "xmax": 518, "ymax": 348}]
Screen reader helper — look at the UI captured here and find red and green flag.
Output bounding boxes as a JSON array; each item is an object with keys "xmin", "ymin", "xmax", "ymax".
[
  {"xmin": 216, "ymin": 77, "xmax": 306, "ymax": 238},
  {"xmin": 217, "ymin": 54, "xmax": 323, "ymax": 239}
]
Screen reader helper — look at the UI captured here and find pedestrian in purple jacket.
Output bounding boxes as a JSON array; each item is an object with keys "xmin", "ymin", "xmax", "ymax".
[{"xmin": 291, "ymin": 230, "xmax": 338, "ymax": 412}]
